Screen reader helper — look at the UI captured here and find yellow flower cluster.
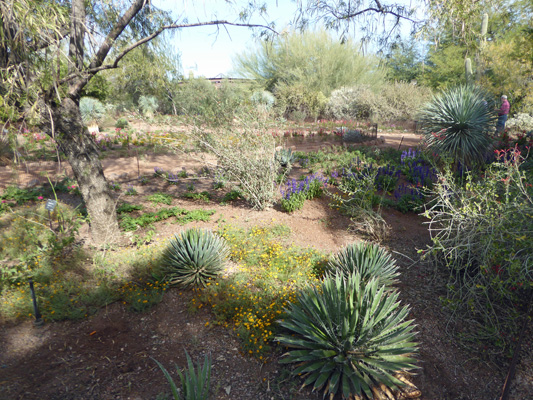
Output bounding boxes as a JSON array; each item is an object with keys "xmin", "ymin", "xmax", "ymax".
[{"xmin": 192, "ymin": 224, "xmax": 328, "ymax": 359}]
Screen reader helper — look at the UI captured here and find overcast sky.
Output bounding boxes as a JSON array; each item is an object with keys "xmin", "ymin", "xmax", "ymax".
[{"xmin": 154, "ymin": 0, "xmax": 420, "ymax": 78}]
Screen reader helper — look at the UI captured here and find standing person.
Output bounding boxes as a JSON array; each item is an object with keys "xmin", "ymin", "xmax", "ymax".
[{"xmin": 496, "ymin": 95, "xmax": 510, "ymax": 133}]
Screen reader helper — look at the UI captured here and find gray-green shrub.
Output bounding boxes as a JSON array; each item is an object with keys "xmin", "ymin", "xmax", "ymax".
[{"xmin": 327, "ymin": 82, "xmax": 431, "ymax": 122}]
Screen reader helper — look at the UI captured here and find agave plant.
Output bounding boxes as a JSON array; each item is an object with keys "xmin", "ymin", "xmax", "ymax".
[
  {"xmin": 79, "ymin": 97, "xmax": 106, "ymax": 134},
  {"xmin": 275, "ymin": 148, "xmax": 295, "ymax": 168},
  {"xmin": 419, "ymin": 85, "xmax": 497, "ymax": 168},
  {"xmin": 153, "ymin": 351, "xmax": 212, "ymax": 400},
  {"xmin": 139, "ymin": 95, "xmax": 158, "ymax": 118},
  {"xmin": 326, "ymin": 242, "xmax": 399, "ymax": 288},
  {"xmin": 162, "ymin": 228, "xmax": 229, "ymax": 288},
  {"xmin": 277, "ymin": 273, "xmax": 418, "ymax": 400}
]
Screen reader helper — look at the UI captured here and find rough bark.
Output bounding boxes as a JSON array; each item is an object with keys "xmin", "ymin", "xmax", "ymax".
[{"xmin": 39, "ymin": 97, "xmax": 121, "ymax": 246}]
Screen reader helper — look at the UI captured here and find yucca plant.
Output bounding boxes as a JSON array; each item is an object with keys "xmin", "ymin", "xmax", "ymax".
[
  {"xmin": 326, "ymin": 242, "xmax": 399, "ymax": 288},
  {"xmin": 162, "ymin": 228, "xmax": 228, "ymax": 288},
  {"xmin": 419, "ymin": 85, "xmax": 497, "ymax": 168},
  {"xmin": 153, "ymin": 351, "xmax": 212, "ymax": 400},
  {"xmin": 79, "ymin": 96, "xmax": 106, "ymax": 134},
  {"xmin": 277, "ymin": 273, "xmax": 418, "ymax": 400}
]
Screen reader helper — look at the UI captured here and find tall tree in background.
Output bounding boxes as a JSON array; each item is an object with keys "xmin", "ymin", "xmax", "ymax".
[{"xmin": 234, "ymin": 29, "xmax": 386, "ymax": 96}]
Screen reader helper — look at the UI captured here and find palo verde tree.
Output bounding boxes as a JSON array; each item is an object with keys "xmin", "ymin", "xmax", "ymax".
[{"xmin": 0, "ymin": 0, "xmax": 418, "ymax": 245}]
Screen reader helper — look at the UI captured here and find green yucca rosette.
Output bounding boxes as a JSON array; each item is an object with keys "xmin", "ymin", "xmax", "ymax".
[
  {"xmin": 419, "ymin": 85, "xmax": 497, "ymax": 168},
  {"xmin": 327, "ymin": 242, "xmax": 399, "ymax": 288},
  {"xmin": 277, "ymin": 272, "xmax": 418, "ymax": 399},
  {"xmin": 163, "ymin": 228, "xmax": 229, "ymax": 288}
]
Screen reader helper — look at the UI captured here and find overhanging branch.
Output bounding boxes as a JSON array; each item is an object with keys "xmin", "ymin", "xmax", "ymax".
[{"xmin": 61, "ymin": 20, "xmax": 277, "ymax": 86}]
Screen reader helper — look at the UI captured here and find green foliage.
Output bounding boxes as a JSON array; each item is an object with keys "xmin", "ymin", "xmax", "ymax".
[
  {"xmin": 116, "ymin": 203, "xmax": 144, "ymax": 214},
  {"xmin": 235, "ymin": 29, "xmax": 385, "ymax": 97},
  {"xmin": 220, "ymin": 189, "xmax": 242, "ymax": 204},
  {"xmin": 277, "ymin": 272, "xmax": 418, "ymax": 399},
  {"xmin": 182, "ymin": 191, "xmax": 211, "ymax": 202},
  {"xmin": 119, "ymin": 207, "xmax": 215, "ymax": 231},
  {"xmin": 104, "ymin": 39, "xmax": 181, "ymax": 115},
  {"xmin": 153, "ymin": 351, "xmax": 212, "ymax": 400},
  {"xmin": 327, "ymin": 242, "xmax": 399, "ymax": 287},
  {"xmin": 422, "ymin": 149, "xmax": 533, "ymax": 348},
  {"xmin": 139, "ymin": 95, "xmax": 159, "ymax": 118},
  {"xmin": 384, "ymin": 40, "xmax": 423, "ymax": 83},
  {"xmin": 328, "ymin": 168, "xmax": 390, "ymax": 241},
  {"xmin": 148, "ymin": 192, "xmax": 173, "ymax": 205},
  {"xmin": 0, "ymin": 186, "xmax": 41, "ymax": 204},
  {"xmin": 419, "ymin": 85, "xmax": 497, "ymax": 168},
  {"xmin": 327, "ymin": 82, "xmax": 432, "ymax": 122},
  {"xmin": 420, "ymin": 45, "xmax": 467, "ymax": 90},
  {"xmin": 275, "ymin": 148, "xmax": 295, "ymax": 168},
  {"xmin": 81, "ymin": 74, "xmax": 110, "ymax": 102},
  {"xmin": 280, "ymin": 192, "xmax": 306, "ymax": 213},
  {"xmin": 395, "ymin": 193, "xmax": 425, "ymax": 213},
  {"xmin": 274, "ymin": 82, "xmax": 328, "ymax": 120},
  {"xmin": 115, "ymin": 118, "xmax": 129, "ymax": 129},
  {"xmin": 79, "ymin": 97, "xmax": 106, "ymax": 126},
  {"xmin": 250, "ymin": 90, "xmax": 275, "ymax": 113},
  {"xmin": 174, "ymin": 78, "xmax": 248, "ymax": 125},
  {"xmin": 162, "ymin": 228, "xmax": 228, "ymax": 288}
]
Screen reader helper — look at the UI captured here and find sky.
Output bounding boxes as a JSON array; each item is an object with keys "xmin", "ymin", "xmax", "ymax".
[{"xmin": 153, "ymin": 0, "xmax": 420, "ymax": 78}]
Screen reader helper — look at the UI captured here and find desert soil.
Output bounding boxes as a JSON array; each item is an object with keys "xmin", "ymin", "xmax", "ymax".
[{"xmin": 0, "ymin": 132, "xmax": 531, "ymax": 400}]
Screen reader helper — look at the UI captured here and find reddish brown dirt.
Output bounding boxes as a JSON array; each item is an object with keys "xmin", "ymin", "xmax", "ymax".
[{"xmin": 1, "ymin": 132, "xmax": 530, "ymax": 400}]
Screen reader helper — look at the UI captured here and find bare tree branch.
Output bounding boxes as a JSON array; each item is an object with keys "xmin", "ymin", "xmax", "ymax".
[{"xmin": 62, "ymin": 19, "xmax": 277, "ymax": 87}]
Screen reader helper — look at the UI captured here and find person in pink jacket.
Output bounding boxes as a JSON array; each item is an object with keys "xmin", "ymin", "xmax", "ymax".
[{"xmin": 496, "ymin": 95, "xmax": 510, "ymax": 133}]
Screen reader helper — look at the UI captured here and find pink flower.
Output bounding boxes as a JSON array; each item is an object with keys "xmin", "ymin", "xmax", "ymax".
[{"xmin": 38, "ymin": 196, "xmax": 43, "ymax": 200}]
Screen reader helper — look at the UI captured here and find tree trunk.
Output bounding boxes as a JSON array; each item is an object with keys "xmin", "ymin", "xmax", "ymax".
[{"xmin": 40, "ymin": 97, "xmax": 121, "ymax": 245}]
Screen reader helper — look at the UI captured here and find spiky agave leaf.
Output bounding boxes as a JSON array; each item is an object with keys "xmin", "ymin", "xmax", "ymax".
[
  {"xmin": 276, "ymin": 273, "xmax": 418, "ymax": 399},
  {"xmin": 327, "ymin": 242, "xmax": 399, "ymax": 288},
  {"xmin": 163, "ymin": 228, "xmax": 229, "ymax": 288},
  {"xmin": 419, "ymin": 85, "xmax": 497, "ymax": 168},
  {"xmin": 79, "ymin": 96, "xmax": 106, "ymax": 125}
]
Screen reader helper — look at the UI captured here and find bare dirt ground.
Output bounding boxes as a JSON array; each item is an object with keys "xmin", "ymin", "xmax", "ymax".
[{"xmin": 1, "ymin": 132, "xmax": 531, "ymax": 400}]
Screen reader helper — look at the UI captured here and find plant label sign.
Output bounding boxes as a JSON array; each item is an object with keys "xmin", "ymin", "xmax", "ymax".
[{"xmin": 45, "ymin": 199, "xmax": 57, "ymax": 211}]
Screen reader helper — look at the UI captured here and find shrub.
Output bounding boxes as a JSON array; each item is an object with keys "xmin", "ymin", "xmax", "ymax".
[
  {"xmin": 274, "ymin": 82, "xmax": 327, "ymax": 120},
  {"xmin": 422, "ymin": 147, "xmax": 533, "ymax": 348},
  {"xmin": 115, "ymin": 118, "xmax": 129, "ymax": 129},
  {"xmin": 328, "ymin": 167, "xmax": 390, "ymax": 241},
  {"xmin": 418, "ymin": 85, "xmax": 497, "ymax": 168},
  {"xmin": 277, "ymin": 272, "xmax": 418, "ymax": 399},
  {"xmin": 192, "ymin": 109, "xmax": 279, "ymax": 210},
  {"xmin": 506, "ymin": 112, "xmax": 533, "ymax": 133},
  {"xmin": 326, "ymin": 242, "xmax": 399, "ymax": 287},
  {"xmin": 250, "ymin": 90, "xmax": 275, "ymax": 113},
  {"xmin": 162, "ymin": 228, "xmax": 229, "ymax": 288},
  {"xmin": 327, "ymin": 83, "xmax": 432, "ymax": 122}
]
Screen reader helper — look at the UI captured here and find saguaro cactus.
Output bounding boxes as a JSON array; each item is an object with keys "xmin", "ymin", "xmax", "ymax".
[{"xmin": 465, "ymin": 57, "xmax": 473, "ymax": 84}]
